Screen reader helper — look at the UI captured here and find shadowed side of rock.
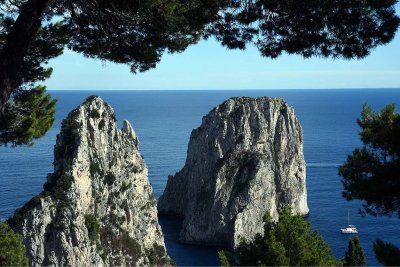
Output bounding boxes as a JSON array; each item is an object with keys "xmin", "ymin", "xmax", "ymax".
[{"xmin": 158, "ymin": 97, "xmax": 308, "ymax": 249}]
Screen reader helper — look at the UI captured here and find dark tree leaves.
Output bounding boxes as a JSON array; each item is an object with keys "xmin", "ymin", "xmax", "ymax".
[
  {"xmin": 219, "ymin": 209, "xmax": 338, "ymax": 266},
  {"xmin": 344, "ymin": 236, "xmax": 366, "ymax": 266},
  {"xmin": 1, "ymin": 7, "xmax": 69, "ymax": 87},
  {"xmin": 0, "ymin": 4, "xmax": 66, "ymax": 146},
  {"xmin": 0, "ymin": 86, "xmax": 56, "ymax": 146},
  {"xmin": 0, "ymin": 0, "xmax": 399, "ymax": 145},
  {"xmin": 339, "ymin": 104, "xmax": 400, "ymax": 217},
  {"xmin": 59, "ymin": 0, "xmax": 230, "ymax": 73},
  {"xmin": 2, "ymin": 0, "xmax": 399, "ymax": 78},
  {"xmin": 207, "ymin": 0, "xmax": 400, "ymax": 59},
  {"xmin": 0, "ymin": 221, "xmax": 29, "ymax": 266},
  {"xmin": 340, "ymin": 104, "xmax": 400, "ymax": 265},
  {"xmin": 374, "ymin": 239, "xmax": 400, "ymax": 266}
]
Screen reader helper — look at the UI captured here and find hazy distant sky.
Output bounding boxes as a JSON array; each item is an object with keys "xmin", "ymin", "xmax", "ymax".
[{"xmin": 45, "ymin": 6, "xmax": 400, "ymax": 90}]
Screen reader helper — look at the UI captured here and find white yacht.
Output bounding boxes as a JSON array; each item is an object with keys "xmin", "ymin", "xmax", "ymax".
[{"xmin": 341, "ymin": 210, "xmax": 358, "ymax": 234}]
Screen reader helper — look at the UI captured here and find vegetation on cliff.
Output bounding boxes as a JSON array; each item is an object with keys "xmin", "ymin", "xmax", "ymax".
[
  {"xmin": 219, "ymin": 209, "xmax": 338, "ymax": 266},
  {"xmin": 0, "ymin": 221, "xmax": 29, "ymax": 266}
]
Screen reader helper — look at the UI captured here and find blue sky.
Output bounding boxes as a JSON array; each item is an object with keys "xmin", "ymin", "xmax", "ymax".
[{"xmin": 45, "ymin": 10, "xmax": 400, "ymax": 90}]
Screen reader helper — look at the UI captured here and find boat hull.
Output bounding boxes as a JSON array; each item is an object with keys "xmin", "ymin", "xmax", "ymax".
[{"xmin": 341, "ymin": 228, "xmax": 358, "ymax": 234}]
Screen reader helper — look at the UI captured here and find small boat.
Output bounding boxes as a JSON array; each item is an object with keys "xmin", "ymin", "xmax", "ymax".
[
  {"xmin": 341, "ymin": 225, "xmax": 358, "ymax": 234},
  {"xmin": 341, "ymin": 210, "xmax": 358, "ymax": 234}
]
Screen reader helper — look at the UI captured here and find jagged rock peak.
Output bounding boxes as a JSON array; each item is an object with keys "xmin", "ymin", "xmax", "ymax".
[
  {"xmin": 158, "ymin": 96, "xmax": 308, "ymax": 249},
  {"xmin": 10, "ymin": 96, "xmax": 173, "ymax": 266}
]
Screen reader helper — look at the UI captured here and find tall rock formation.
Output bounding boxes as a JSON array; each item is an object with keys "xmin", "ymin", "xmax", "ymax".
[
  {"xmin": 9, "ymin": 96, "xmax": 172, "ymax": 266},
  {"xmin": 158, "ymin": 97, "xmax": 308, "ymax": 249}
]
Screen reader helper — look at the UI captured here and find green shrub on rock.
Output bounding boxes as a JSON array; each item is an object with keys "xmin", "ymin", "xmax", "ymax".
[
  {"xmin": 0, "ymin": 222, "xmax": 29, "ymax": 266},
  {"xmin": 84, "ymin": 214, "xmax": 100, "ymax": 242},
  {"xmin": 104, "ymin": 173, "xmax": 116, "ymax": 186},
  {"xmin": 219, "ymin": 208, "xmax": 338, "ymax": 266},
  {"xmin": 89, "ymin": 109, "xmax": 101, "ymax": 119}
]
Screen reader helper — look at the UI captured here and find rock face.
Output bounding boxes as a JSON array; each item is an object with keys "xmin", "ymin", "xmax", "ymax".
[
  {"xmin": 10, "ymin": 96, "xmax": 172, "ymax": 266},
  {"xmin": 158, "ymin": 97, "xmax": 308, "ymax": 249}
]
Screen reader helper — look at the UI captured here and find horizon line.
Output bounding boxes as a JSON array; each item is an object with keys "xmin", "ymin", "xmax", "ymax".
[{"xmin": 47, "ymin": 87, "xmax": 400, "ymax": 92}]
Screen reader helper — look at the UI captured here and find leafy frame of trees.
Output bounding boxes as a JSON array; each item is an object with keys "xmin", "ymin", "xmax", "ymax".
[
  {"xmin": 0, "ymin": 0, "xmax": 399, "ymax": 146},
  {"xmin": 340, "ymin": 103, "xmax": 400, "ymax": 265}
]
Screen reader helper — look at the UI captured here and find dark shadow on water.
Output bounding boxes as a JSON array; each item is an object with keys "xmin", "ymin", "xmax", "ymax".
[{"xmin": 159, "ymin": 215, "xmax": 222, "ymax": 266}]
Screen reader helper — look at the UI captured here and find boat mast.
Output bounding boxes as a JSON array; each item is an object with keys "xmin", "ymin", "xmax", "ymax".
[{"xmin": 348, "ymin": 209, "xmax": 350, "ymax": 225}]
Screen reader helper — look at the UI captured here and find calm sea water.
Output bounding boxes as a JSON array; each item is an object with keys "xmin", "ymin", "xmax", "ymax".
[{"xmin": 1, "ymin": 89, "xmax": 399, "ymax": 266}]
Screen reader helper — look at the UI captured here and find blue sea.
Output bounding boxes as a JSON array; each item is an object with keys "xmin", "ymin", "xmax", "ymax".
[{"xmin": 1, "ymin": 89, "xmax": 399, "ymax": 266}]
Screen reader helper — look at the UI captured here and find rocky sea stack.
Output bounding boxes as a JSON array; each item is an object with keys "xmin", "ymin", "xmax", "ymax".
[
  {"xmin": 158, "ymin": 97, "xmax": 309, "ymax": 249},
  {"xmin": 9, "ymin": 96, "xmax": 172, "ymax": 266}
]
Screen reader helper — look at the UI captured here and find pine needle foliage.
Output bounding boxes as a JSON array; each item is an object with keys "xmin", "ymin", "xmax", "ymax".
[
  {"xmin": 0, "ymin": 86, "xmax": 56, "ymax": 146},
  {"xmin": 343, "ymin": 236, "xmax": 366, "ymax": 266},
  {"xmin": 339, "ymin": 104, "xmax": 400, "ymax": 217},
  {"xmin": 219, "ymin": 208, "xmax": 339, "ymax": 266},
  {"xmin": 374, "ymin": 239, "xmax": 400, "ymax": 266},
  {"xmin": 340, "ymin": 103, "xmax": 400, "ymax": 265},
  {"xmin": 0, "ymin": 221, "xmax": 29, "ymax": 266},
  {"xmin": 0, "ymin": 0, "xmax": 399, "ymax": 144}
]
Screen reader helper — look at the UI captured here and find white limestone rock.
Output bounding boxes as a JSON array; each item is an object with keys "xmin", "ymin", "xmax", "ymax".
[
  {"xmin": 158, "ymin": 97, "xmax": 308, "ymax": 249},
  {"xmin": 10, "ymin": 96, "xmax": 172, "ymax": 266}
]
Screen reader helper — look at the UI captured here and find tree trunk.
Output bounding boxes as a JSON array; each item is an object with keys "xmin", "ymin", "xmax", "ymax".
[{"xmin": 0, "ymin": 0, "xmax": 50, "ymax": 113}]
